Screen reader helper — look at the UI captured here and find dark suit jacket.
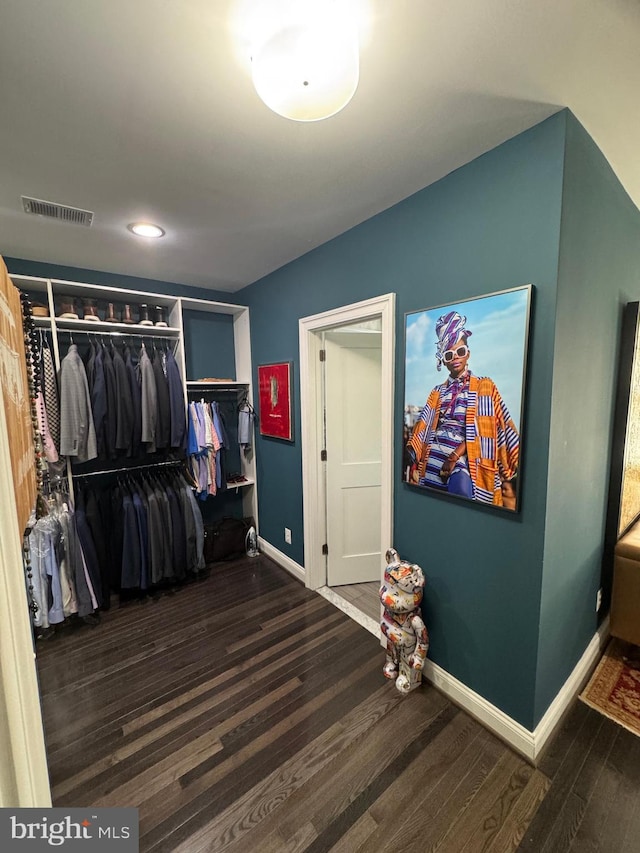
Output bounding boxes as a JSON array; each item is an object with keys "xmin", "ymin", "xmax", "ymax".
[
  {"xmin": 152, "ymin": 349, "xmax": 171, "ymax": 450},
  {"xmin": 102, "ymin": 345, "xmax": 118, "ymax": 459},
  {"xmin": 112, "ymin": 345, "xmax": 134, "ymax": 454},
  {"xmin": 124, "ymin": 347, "xmax": 142, "ymax": 458},
  {"xmin": 165, "ymin": 349, "xmax": 186, "ymax": 450}
]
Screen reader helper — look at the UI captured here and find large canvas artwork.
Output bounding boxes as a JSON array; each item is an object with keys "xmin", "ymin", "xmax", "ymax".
[
  {"xmin": 603, "ymin": 301, "xmax": 640, "ymax": 561},
  {"xmin": 403, "ymin": 285, "xmax": 532, "ymax": 513}
]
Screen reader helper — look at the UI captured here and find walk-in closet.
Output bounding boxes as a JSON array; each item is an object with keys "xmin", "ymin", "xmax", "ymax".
[
  {"xmin": 14, "ymin": 270, "xmax": 257, "ymax": 622},
  {"xmin": 0, "ymin": 267, "xmax": 268, "ymax": 841}
]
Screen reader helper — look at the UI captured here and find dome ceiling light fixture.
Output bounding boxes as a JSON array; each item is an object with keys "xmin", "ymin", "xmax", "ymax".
[
  {"xmin": 127, "ymin": 222, "xmax": 166, "ymax": 238},
  {"xmin": 251, "ymin": 4, "xmax": 359, "ymax": 122}
]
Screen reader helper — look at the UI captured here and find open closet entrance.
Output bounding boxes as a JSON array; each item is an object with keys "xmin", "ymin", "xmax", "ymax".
[
  {"xmin": 299, "ymin": 294, "xmax": 395, "ymax": 629},
  {"xmin": 1, "ymin": 268, "xmax": 258, "ymax": 805}
]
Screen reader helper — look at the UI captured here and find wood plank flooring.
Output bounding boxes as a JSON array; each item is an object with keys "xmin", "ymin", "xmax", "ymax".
[
  {"xmin": 35, "ymin": 555, "xmax": 640, "ymax": 852},
  {"xmin": 330, "ymin": 581, "xmax": 380, "ymax": 622}
]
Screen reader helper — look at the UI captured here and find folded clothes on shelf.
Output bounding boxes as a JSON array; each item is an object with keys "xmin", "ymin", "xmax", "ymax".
[{"xmin": 226, "ymin": 473, "xmax": 248, "ymax": 484}]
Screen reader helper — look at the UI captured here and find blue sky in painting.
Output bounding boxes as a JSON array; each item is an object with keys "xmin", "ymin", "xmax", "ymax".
[{"xmin": 404, "ymin": 287, "xmax": 530, "ymax": 430}]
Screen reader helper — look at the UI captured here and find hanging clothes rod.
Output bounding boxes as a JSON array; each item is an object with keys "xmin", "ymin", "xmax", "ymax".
[
  {"xmin": 72, "ymin": 459, "xmax": 184, "ymax": 478},
  {"xmin": 187, "ymin": 388, "xmax": 244, "ymax": 394},
  {"xmin": 57, "ymin": 328, "xmax": 177, "ymax": 341}
]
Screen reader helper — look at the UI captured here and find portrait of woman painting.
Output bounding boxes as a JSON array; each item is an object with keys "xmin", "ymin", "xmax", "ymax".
[{"xmin": 403, "ymin": 285, "xmax": 532, "ymax": 513}]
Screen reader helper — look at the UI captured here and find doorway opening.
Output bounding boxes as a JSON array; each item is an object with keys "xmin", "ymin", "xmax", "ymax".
[{"xmin": 299, "ymin": 294, "xmax": 395, "ymax": 633}]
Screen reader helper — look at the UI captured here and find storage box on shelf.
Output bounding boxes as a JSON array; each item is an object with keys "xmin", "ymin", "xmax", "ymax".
[{"xmin": 10, "ymin": 273, "xmax": 257, "ymax": 525}]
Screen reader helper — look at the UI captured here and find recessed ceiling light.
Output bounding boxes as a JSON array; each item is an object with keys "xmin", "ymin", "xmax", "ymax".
[{"xmin": 127, "ymin": 222, "xmax": 165, "ymax": 238}]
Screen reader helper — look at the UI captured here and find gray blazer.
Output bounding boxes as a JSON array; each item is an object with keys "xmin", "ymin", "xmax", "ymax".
[
  {"xmin": 59, "ymin": 345, "xmax": 97, "ymax": 463},
  {"xmin": 137, "ymin": 345, "xmax": 157, "ymax": 452}
]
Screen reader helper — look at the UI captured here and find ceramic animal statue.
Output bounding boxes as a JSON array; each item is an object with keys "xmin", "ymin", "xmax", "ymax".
[{"xmin": 380, "ymin": 548, "xmax": 429, "ymax": 694}]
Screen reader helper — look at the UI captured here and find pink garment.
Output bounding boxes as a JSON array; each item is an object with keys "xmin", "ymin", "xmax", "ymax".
[
  {"xmin": 207, "ymin": 451, "xmax": 217, "ymax": 496},
  {"xmin": 36, "ymin": 391, "xmax": 59, "ymax": 463},
  {"xmin": 202, "ymin": 402, "xmax": 221, "ymax": 451}
]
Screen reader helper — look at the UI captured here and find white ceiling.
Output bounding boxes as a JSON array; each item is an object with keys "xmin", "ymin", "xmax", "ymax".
[{"xmin": 0, "ymin": 0, "xmax": 638, "ymax": 293}]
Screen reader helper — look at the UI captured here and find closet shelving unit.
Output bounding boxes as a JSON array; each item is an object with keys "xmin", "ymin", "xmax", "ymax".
[{"xmin": 10, "ymin": 274, "xmax": 257, "ymax": 523}]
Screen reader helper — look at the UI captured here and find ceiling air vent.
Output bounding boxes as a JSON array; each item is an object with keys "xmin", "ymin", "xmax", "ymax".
[{"xmin": 21, "ymin": 196, "xmax": 94, "ymax": 227}]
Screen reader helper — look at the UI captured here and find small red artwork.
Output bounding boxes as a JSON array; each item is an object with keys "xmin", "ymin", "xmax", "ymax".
[{"xmin": 258, "ymin": 362, "xmax": 292, "ymax": 440}]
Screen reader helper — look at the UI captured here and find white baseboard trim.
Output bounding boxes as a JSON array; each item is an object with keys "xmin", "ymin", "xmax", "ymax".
[
  {"xmin": 258, "ymin": 537, "xmax": 306, "ymax": 584},
  {"xmin": 422, "ymin": 659, "xmax": 538, "ymax": 761},
  {"xmin": 424, "ymin": 617, "xmax": 610, "ymax": 763},
  {"xmin": 262, "ymin": 538, "xmax": 610, "ymax": 764},
  {"xmin": 531, "ymin": 615, "xmax": 610, "ymax": 760}
]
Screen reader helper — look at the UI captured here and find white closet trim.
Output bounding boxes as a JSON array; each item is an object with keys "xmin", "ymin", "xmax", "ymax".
[{"xmin": 0, "ymin": 380, "xmax": 51, "ymax": 806}]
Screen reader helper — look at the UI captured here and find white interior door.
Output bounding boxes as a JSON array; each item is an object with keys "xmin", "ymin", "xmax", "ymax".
[{"xmin": 325, "ymin": 328, "xmax": 382, "ymax": 585}]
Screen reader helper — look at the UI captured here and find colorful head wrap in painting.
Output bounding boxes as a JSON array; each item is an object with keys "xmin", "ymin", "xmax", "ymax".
[{"xmin": 435, "ymin": 311, "xmax": 472, "ymax": 371}]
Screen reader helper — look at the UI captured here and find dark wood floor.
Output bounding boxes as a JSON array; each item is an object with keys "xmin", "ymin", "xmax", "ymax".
[
  {"xmin": 35, "ymin": 555, "xmax": 640, "ymax": 852},
  {"xmin": 330, "ymin": 581, "xmax": 380, "ymax": 622}
]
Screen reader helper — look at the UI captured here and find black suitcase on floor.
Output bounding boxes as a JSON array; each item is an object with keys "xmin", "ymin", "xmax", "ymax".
[{"xmin": 204, "ymin": 517, "xmax": 254, "ymax": 563}]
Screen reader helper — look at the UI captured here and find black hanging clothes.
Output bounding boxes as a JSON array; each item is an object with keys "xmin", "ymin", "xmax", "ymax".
[
  {"xmin": 141, "ymin": 479, "xmax": 163, "ymax": 585},
  {"xmin": 153, "ymin": 477, "xmax": 174, "ymax": 580},
  {"xmin": 125, "ymin": 346, "xmax": 142, "ymax": 458},
  {"xmin": 70, "ymin": 470, "xmax": 204, "ymax": 603},
  {"xmin": 85, "ymin": 489, "xmax": 113, "ymax": 608},
  {"xmin": 121, "ymin": 484, "xmax": 142, "ymax": 589},
  {"xmin": 91, "ymin": 342, "xmax": 108, "ymax": 460},
  {"xmin": 132, "ymin": 486, "xmax": 149, "ymax": 591},
  {"xmin": 166, "ymin": 483, "xmax": 187, "ymax": 581},
  {"xmin": 112, "ymin": 344, "xmax": 134, "ymax": 455},
  {"xmin": 102, "ymin": 344, "xmax": 118, "ymax": 460},
  {"xmin": 85, "ymin": 339, "xmax": 97, "ymax": 394},
  {"xmin": 165, "ymin": 348, "xmax": 186, "ymax": 450},
  {"xmin": 109, "ymin": 484, "xmax": 125, "ymax": 590},
  {"xmin": 178, "ymin": 483, "xmax": 197, "ymax": 574},
  {"xmin": 152, "ymin": 348, "xmax": 171, "ymax": 450},
  {"xmin": 74, "ymin": 491, "xmax": 104, "ymax": 610}
]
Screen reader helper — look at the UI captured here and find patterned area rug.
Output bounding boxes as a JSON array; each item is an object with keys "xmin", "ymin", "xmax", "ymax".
[{"xmin": 580, "ymin": 637, "xmax": 640, "ymax": 737}]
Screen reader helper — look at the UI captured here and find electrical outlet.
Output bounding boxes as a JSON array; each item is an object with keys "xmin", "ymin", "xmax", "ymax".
[
  {"xmin": 284, "ymin": 528, "xmax": 292, "ymax": 545},
  {"xmin": 596, "ymin": 587, "xmax": 602, "ymax": 612}
]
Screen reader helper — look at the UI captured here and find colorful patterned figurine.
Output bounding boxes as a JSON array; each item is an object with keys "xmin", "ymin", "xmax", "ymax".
[{"xmin": 380, "ymin": 548, "xmax": 429, "ymax": 694}]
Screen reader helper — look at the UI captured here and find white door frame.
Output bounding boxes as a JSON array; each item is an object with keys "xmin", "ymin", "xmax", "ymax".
[
  {"xmin": 0, "ymin": 380, "xmax": 51, "ymax": 806},
  {"xmin": 299, "ymin": 293, "xmax": 395, "ymax": 590}
]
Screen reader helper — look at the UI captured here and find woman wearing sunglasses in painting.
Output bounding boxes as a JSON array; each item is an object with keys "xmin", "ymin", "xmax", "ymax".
[{"xmin": 406, "ymin": 310, "xmax": 519, "ymax": 510}]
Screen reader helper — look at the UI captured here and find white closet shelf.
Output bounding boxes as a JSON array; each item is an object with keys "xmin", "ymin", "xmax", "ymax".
[
  {"xmin": 54, "ymin": 318, "xmax": 181, "ymax": 335},
  {"xmin": 180, "ymin": 297, "xmax": 247, "ymax": 317},
  {"xmin": 225, "ymin": 477, "xmax": 255, "ymax": 490},
  {"xmin": 49, "ymin": 278, "xmax": 177, "ymax": 306},
  {"xmin": 186, "ymin": 380, "xmax": 249, "ymax": 387}
]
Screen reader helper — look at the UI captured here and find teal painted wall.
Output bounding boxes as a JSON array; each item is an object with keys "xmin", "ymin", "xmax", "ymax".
[
  {"xmin": 240, "ymin": 113, "xmax": 567, "ymax": 727},
  {"xmin": 534, "ymin": 115, "xmax": 640, "ymax": 724},
  {"xmin": 182, "ymin": 310, "xmax": 236, "ymax": 382}
]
